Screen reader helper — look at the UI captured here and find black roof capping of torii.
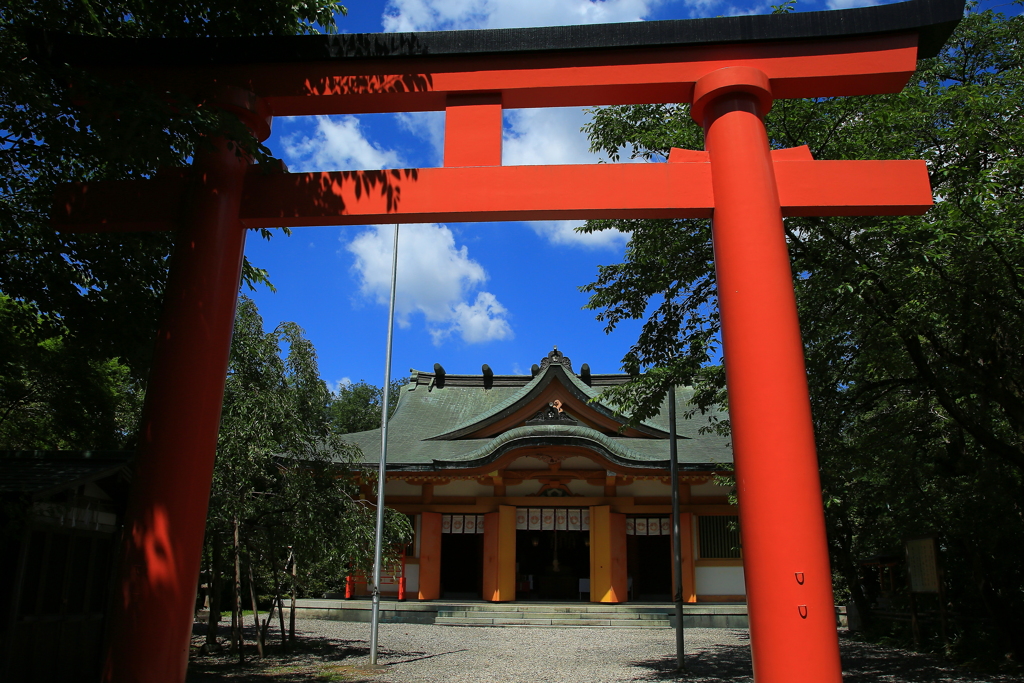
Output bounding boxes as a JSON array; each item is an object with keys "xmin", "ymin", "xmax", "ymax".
[{"xmin": 33, "ymin": 0, "xmax": 965, "ymax": 67}]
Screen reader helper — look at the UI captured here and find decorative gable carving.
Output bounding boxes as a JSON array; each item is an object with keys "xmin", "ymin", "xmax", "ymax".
[{"xmin": 525, "ymin": 400, "xmax": 579, "ymax": 426}]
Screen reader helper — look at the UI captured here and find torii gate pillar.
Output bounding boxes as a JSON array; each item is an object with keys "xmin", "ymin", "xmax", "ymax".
[
  {"xmin": 697, "ymin": 67, "xmax": 841, "ymax": 681},
  {"xmin": 99, "ymin": 91, "xmax": 268, "ymax": 683}
]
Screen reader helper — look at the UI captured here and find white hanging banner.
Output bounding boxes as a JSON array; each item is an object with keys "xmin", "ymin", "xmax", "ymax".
[
  {"xmin": 541, "ymin": 509, "xmax": 555, "ymax": 530},
  {"xmin": 555, "ymin": 509, "xmax": 568, "ymax": 530},
  {"xmin": 516, "ymin": 509, "xmax": 528, "ymax": 530},
  {"xmin": 567, "ymin": 509, "xmax": 581, "ymax": 531}
]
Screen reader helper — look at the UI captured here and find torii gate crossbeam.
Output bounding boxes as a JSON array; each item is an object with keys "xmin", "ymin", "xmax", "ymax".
[{"xmin": 41, "ymin": 1, "xmax": 964, "ymax": 682}]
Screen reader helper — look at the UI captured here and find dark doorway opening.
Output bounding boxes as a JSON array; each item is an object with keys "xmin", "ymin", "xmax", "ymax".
[
  {"xmin": 628, "ymin": 534, "xmax": 672, "ymax": 601},
  {"xmin": 515, "ymin": 529, "xmax": 590, "ymax": 600},
  {"xmin": 440, "ymin": 533, "xmax": 483, "ymax": 599}
]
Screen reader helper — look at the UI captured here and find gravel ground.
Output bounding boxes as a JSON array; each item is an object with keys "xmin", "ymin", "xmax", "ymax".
[{"xmin": 188, "ymin": 619, "xmax": 1021, "ymax": 683}]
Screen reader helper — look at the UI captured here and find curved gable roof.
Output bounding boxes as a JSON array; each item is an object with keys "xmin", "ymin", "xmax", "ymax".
[{"xmin": 426, "ymin": 362, "xmax": 666, "ymax": 441}]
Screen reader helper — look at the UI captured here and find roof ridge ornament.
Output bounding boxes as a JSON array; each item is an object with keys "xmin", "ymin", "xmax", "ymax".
[{"xmin": 540, "ymin": 346, "xmax": 573, "ymax": 374}]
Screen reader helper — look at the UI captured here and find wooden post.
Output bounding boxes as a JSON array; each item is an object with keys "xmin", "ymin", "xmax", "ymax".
[
  {"xmin": 483, "ymin": 506, "xmax": 517, "ymax": 602},
  {"xmin": 590, "ymin": 506, "xmax": 627, "ymax": 603},
  {"xmin": 418, "ymin": 513, "xmax": 442, "ymax": 600}
]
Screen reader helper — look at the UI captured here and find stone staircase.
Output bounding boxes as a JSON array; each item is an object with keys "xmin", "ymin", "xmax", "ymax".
[{"xmin": 435, "ymin": 603, "xmax": 672, "ymax": 628}]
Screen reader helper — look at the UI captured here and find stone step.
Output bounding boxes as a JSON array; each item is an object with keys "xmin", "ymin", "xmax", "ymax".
[
  {"xmin": 435, "ymin": 604, "xmax": 673, "ymax": 614},
  {"xmin": 434, "ymin": 616, "xmax": 672, "ymax": 628},
  {"xmin": 437, "ymin": 610, "xmax": 666, "ymax": 620}
]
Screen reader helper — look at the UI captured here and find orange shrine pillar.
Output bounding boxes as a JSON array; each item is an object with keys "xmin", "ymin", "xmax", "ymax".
[
  {"xmin": 589, "ymin": 506, "xmax": 627, "ymax": 603},
  {"xmin": 694, "ymin": 67, "xmax": 842, "ymax": 682},
  {"xmin": 101, "ymin": 89, "xmax": 268, "ymax": 683},
  {"xmin": 482, "ymin": 505, "xmax": 516, "ymax": 601},
  {"xmin": 418, "ymin": 512, "xmax": 442, "ymax": 600},
  {"xmin": 672, "ymin": 512, "xmax": 697, "ymax": 604}
]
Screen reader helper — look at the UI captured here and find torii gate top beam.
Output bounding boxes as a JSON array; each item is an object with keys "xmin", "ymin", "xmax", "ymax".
[{"xmin": 36, "ymin": 0, "xmax": 964, "ymax": 118}]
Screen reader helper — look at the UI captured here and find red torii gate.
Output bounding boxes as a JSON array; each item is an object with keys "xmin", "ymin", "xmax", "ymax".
[{"xmin": 44, "ymin": 0, "xmax": 963, "ymax": 681}]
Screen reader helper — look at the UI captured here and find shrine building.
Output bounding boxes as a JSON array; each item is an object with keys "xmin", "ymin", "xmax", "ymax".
[{"xmin": 341, "ymin": 348, "xmax": 743, "ymax": 604}]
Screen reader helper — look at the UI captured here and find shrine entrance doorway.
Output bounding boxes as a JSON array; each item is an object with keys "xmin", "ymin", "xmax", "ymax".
[
  {"xmin": 438, "ymin": 513, "xmax": 484, "ymax": 599},
  {"xmin": 516, "ymin": 529, "xmax": 591, "ymax": 601},
  {"xmin": 627, "ymin": 516, "xmax": 673, "ymax": 602}
]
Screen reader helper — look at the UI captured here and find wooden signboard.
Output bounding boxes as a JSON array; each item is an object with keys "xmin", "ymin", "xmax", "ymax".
[{"xmin": 905, "ymin": 536, "xmax": 940, "ymax": 594}]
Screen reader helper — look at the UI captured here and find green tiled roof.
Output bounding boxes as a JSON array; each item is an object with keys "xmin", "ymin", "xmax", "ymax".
[{"xmin": 339, "ymin": 357, "xmax": 731, "ymax": 471}]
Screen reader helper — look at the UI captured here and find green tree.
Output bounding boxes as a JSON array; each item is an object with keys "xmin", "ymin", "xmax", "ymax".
[
  {"xmin": 0, "ymin": 294, "xmax": 142, "ymax": 449},
  {"xmin": 0, "ymin": 0, "xmax": 347, "ymax": 446},
  {"xmin": 580, "ymin": 4, "xmax": 1024, "ymax": 660},
  {"xmin": 204, "ymin": 297, "xmax": 411, "ymax": 657},
  {"xmin": 328, "ymin": 379, "xmax": 406, "ymax": 435}
]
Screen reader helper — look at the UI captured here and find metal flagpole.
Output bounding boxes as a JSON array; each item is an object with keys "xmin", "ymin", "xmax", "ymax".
[
  {"xmin": 370, "ymin": 224, "xmax": 400, "ymax": 666},
  {"xmin": 668, "ymin": 387, "xmax": 686, "ymax": 671}
]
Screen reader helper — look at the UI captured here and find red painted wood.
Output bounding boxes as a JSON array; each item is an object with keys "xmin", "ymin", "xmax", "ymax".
[
  {"xmin": 100, "ymin": 136, "xmax": 250, "ymax": 683},
  {"xmin": 418, "ymin": 513, "xmax": 442, "ymax": 601},
  {"xmin": 699, "ymin": 71, "xmax": 842, "ymax": 682},
  {"xmin": 444, "ymin": 94, "xmax": 503, "ymax": 167},
  {"xmin": 54, "ymin": 158, "xmax": 930, "ymax": 232}
]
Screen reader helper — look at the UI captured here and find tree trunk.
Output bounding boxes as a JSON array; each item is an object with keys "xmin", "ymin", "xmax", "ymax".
[
  {"xmin": 205, "ymin": 532, "xmax": 223, "ymax": 649},
  {"xmin": 273, "ymin": 556, "xmax": 287, "ymax": 652},
  {"xmin": 832, "ymin": 504, "xmax": 874, "ymax": 632},
  {"xmin": 260, "ymin": 595, "xmax": 278, "ymax": 650},
  {"xmin": 233, "ymin": 516, "xmax": 244, "ymax": 663},
  {"xmin": 289, "ymin": 551, "xmax": 297, "ymax": 645},
  {"xmin": 248, "ymin": 559, "xmax": 265, "ymax": 658}
]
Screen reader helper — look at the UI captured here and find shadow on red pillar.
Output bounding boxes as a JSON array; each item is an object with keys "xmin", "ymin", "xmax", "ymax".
[
  {"xmin": 101, "ymin": 130, "xmax": 255, "ymax": 683},
  {"xmin": 695, "ymin": 67, "xmax": 843, "ymax": 683}
]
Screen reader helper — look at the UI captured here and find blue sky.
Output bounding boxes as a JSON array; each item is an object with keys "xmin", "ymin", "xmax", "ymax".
[{"xmin": 242, "ymin": 0, "xmax": 1005, "ymax": 391}]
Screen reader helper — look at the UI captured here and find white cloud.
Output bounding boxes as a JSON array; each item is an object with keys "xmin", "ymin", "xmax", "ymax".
[
  {"xmin": 382, "ymin": 0, "xmax": 663, "ymax": 32},
  {"xmin": 346, "ymin": 223, "xmax": 513, "ymax": 344},
  {"xmin": 502, "ymin": 108, "xmax": 596, "ymax": 167},
  {"xmin": 827, "ymin": 0, "xmax": 880, "ymax": 8},
  {"xmin": 328, "ymin": 377, "xmax": 353, "ymax": 393},
  {"xmin": 525, "ymin": 220, "xmax": 629, "ymax": 249},
  {"xmin": 281, "ymin": 115, "xmax": 405, "ymax": 172},
  {"xmin": 395, "ymin": 111, "xmax": 446, "ymax": 166},
  {"xmin": 432, "ymin": 292, "xmax": 513, "ymax": 344}
]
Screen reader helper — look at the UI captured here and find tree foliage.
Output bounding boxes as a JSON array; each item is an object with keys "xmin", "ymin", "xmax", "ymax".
[
  {"xmin": 0, "ymin": 0, "xmax": 347, "ymax": 446},
  {"xmin": 328, "ymin": 379, "xmax": 406, "ymax": 435},
  {"xmin": 581, "ymin": 4, "xmax": 1024, "ymax": 660},
  {"xmin": 0, "ymin": 294, "xmax": 142, "ymax": 449},
  {"xmin": 205, "ymin": 297, "xmax": 411, "ymax": 653}
]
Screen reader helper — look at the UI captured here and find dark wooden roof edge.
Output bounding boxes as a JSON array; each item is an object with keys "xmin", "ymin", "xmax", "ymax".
[
  {"xmin": 34, "ymin": 0, "xmax": 964, "ymax": 68},
  {"xmin": 410, "ymin": 370, "xmax": 630, "ymax": 388},
  {"xmin": 378, "ymin": 458, "xmax": 729, "ymax": 473}
]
